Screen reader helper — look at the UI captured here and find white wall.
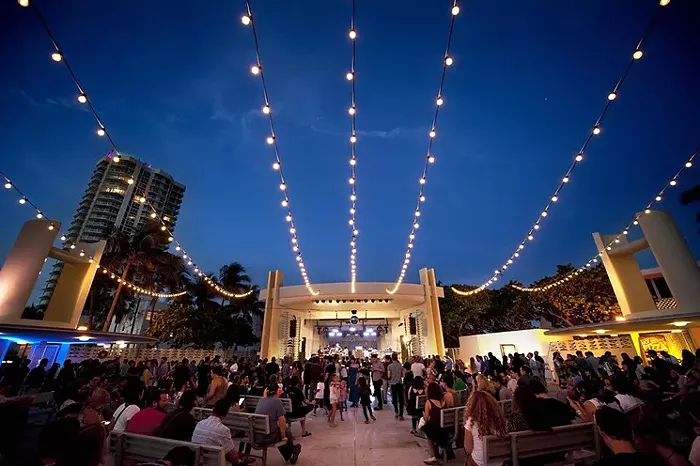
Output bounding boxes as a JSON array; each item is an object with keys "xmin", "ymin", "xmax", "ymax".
[{"xmin": 458, "ymin": 329, "xmax": 551, "ymax": 362}]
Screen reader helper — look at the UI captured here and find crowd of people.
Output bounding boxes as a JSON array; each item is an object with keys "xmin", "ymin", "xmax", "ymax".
[{"xmin": 1, "ymin": 346, "xmax": 699, "ymax": 466}]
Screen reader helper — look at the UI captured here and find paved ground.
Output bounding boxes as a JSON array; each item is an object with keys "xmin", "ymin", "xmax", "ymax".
[{"xmin": 268, "ymin": 403, "xmax": 432, "ymax": 466}]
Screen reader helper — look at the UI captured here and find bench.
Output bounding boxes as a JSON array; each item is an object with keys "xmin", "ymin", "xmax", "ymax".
[
  {"xmin": 440, "ymin": 406, "xmax": 466, "ymax": 462},
  {"xmin": 416, "ymin": 394, "xmax": 427, "ymax": 411},
  {"xmin": 27, "ymin": 391, "xmax": 55, "ymax": 425},
  {"xmin": 484, "ymin": 422, "xmax": 601, "ymax": 466},
  {"xmin": 192, "ymin": 408, "xmax": 283, "ymax": 466},
  {"xmin": 109, "ymin": 431, "xmax": 225, "ymax": 466},
  {"xmin": 499, "ymin": 399, "xmax": 513, "ymax": 416},
  {"xmin": 455, "ymin": 390, "xmax": 468, "ymax": 406}
]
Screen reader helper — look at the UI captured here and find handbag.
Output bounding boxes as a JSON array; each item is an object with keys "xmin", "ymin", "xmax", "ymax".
[{"xmin": 417, "ymin": 416, "xmax": 426, "ymax": 430}]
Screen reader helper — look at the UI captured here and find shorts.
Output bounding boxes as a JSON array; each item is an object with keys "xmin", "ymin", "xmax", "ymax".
[{"xmin": 330, "ymin": 396, "xmax": 339, "ymax": 404}]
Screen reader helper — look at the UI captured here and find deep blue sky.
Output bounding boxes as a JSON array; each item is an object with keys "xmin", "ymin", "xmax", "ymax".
[{"xmin": 1, "ymin": 0, "xmax": 699, "ymax": 296}]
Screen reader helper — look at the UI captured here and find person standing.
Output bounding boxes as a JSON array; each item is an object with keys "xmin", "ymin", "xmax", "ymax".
[
  {"xmin": 412, "ymin": 356, "xmax": 427, "ymax": 379},
  {"xmin": 348, "ymin": 358, "xmax": 360, "ymax": 407},
  {"xmin": 358, "ymin": 377, "xmax": 375, "ymax": 424},
  {"xmin": 387, "ymin": 353, "xmax": 405, "ymax": 420},
  {"xmin": 371, "ymin": 356, "xmax": 385, "ymax": 410},
  {"xmin": 197, "ymin": 357, "xmax": 211, "ymax": 398}
]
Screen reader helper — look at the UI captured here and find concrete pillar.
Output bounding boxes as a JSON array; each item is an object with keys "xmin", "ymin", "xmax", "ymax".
[
  {"xmin": 260, "ymin": 270, "xmax": 284, "ymax": 359},
  {"xmin": 592, "ymin": 233, "xmax": 656, "ymax": 316},
  {"xmin": 0, "ymin": 220, "xmax": 60, "ymax": 323},
  {"xmin": 41, "ymin": 240, "xmax": 106, "ymax": 328},
  {"xmin": 639, "ymin": 210, "xmax": 700, "ymax": 312},
  {"xmin": 419, "ymin": 268, "xmax": 443, "ymax": 356}
]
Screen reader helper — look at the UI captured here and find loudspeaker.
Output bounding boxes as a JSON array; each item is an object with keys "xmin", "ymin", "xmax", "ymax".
[
  {"xmin": 409, "ymin": 316, "xmax": 417, "ymax": 335},
  {"xmin": 289, "ymin": 318, "xmax": 297, "ymax": 338}
]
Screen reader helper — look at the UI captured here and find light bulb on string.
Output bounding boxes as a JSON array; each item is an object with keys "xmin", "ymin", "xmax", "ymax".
[
  {"xmin": 4, "ymin": 181, "xmax": 12, "ymax": 189},
  {"xmin": 112, "ymin": 155, "xmax": 120, "ymax": 163},
  {"xmin": 593, "ymin": 126, "xmax": 601, "ymax": 135},
  {"xmin": 348, "ymin": 106, "xmax": 356, "ymax": 115},
  {"xmin": 251, "ymin": 65, "xmax": 261, "ymax": 75},
  {"xmin": 562, "ymin": 176, "xmax": 570, "ymax": 183},
  {"xmin": 127, "ymin": 178, "xmax": 134, "ymax": 185},
  {"xmin": 18, "ymin": 197, "xmax": 26, "ymax": 205},
  {"xmin": 350, "ymin": 135, "xmax": 357, "ymax": 144},
  {"xmin": 241, "ymin": 14, "xmax": 252, "ymax": 25},
  {"xmin": 608, "ymin": 92, "xmax": 617, "ymax": 101},
  {"xmin": 96, "ymin": 128, "xmax": 106, "ymax": 137},
  {"xmin": 436, "ymin": 97, "xmax": 444, "ymax": 106},
  {"xmin": 50, "ymin": 51, "xmax": 63, "ymax": 62},
  {"xmin": 633, "ymin": 50, "xmax": 643, "ymax": 60},
  {"xmin": 575, "ymin": 153, "xmax": 583, "ymax": 162},
  {"xmin": 428, "ymin": 155, "xmax": 435, "ymax": 163},
  {"xmin": 77, "ymin": 94, "xmax": 87, "ymax": 104},
  {"xmin": 686, "ymin": 161, "xmax": 693, "ymax": 168},
  {"xmin": 262, "ymin": 105, "xmax": 271, "ymax": 115},
  {"xmin": 36, "ymin": 212, "xmax": 43, "ymax": 219},
  {"xmin": 346, "ymin": 72, "xmax": 354, "ymax": 81},
  {"xmin": 272, "ymin": 162, "xmax": 280, "ymax": 170},
  {"xmin": 349, "ymin": 30, "xmax": 357, "ymax": 39},
  {"xmin": 266, "ymin": 136, "xmax": 275, "ymax": 145},
  {"xmin": 445, "ymin": 57, "xmax": 454, "ymax": 66},
  {"xmin": 452, "ymin": 5, "xmax": 460, "ymax": 15},
  {"xmin": 429, "ymin": 130, "xmax": 436, "ymax": 138}
]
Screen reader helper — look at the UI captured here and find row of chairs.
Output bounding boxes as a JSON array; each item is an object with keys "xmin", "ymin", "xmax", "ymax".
[
  {"xmin": 437, "ymin": 405, "xmax": 601, "ymax": 465},
  {"xmin": 113, "ymin": 395, "xmax": 303, "ymax": 466}
]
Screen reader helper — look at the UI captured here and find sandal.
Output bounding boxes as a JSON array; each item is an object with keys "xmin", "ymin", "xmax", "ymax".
[{"xmin": 302, "ymin": 432, "xmax": 312, "ymax": 437}]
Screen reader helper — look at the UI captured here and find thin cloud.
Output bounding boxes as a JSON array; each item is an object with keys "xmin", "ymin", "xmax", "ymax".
[
  {"xmin": 310, "ymin": 122, "xmax": 424, "ymax": 139},
  {"xmin": 6, "ymin": 88, "xmax": 88, "ymax": 112}
]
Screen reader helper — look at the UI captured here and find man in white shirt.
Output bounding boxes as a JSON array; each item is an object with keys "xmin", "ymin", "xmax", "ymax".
[
  {"xmin": 411, "ymin": 357, "xmax": 426, "ymax": 379},
  {"xmin": 191, "ymin": 398, "xmax": 254, "ymax": 465},
  {"xmin": 229, "ymin": 358, "xmax": 239, "ymax": 374}
]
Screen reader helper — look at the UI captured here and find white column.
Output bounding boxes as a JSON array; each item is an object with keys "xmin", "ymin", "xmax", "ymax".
[{"xmin": 639, "ymin": 210, "xmax": 700, "ymax": 312}]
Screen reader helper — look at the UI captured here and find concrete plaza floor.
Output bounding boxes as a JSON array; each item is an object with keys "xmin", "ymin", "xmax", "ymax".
[{"xmin": 271, "ymin": 404, "xmax": 432, "ymax": 466}]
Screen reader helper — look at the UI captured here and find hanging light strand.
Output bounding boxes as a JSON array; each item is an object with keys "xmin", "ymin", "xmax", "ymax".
[
  {"xmin": 347, "ymin": 0, "xmax": 359, "ymax": 292},
  {"xmin": 511, "ymin": 148, "xmax": 696, "ymax": 293},
  {"xmin": 452, "ymin": 3, "xmax": 667, "ymax": 297},
  {"xmin": 242, "ymin": 0, "xmax": 318, "ymax": 295},
  {"xmin": 1, "ymin": 173, "xmax": 188, "ymax": 298},
  {"xmin": 141, "ymin": 200, "xmax": 254, "ymax": 298},
  {"xmin": 386, "ymin": 1, "xmax": 460, "ymax": 294},
  {"xmin": 29, "ymin": 2, "xmax": 120, "ymax": 153},
  {"xmin": 20, "ymin": 5, "xmax": 253, "ymax": 298}
]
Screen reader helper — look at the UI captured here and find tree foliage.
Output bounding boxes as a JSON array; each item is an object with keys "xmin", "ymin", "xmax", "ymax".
[
  {"xmin": 441, "ymin": 264, "xmax": 620, "ymax": 346},
  {"xmin": 681, "ymin": 183, "xmax": 700, "ymax": 231},
  {"xmin": 146, "ymin": 264, "xmax": 262, "ymax": 350}
]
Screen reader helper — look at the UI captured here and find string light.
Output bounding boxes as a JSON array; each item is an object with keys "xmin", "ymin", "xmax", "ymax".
[
  {"xmin": 11, "ymin": 6, "xmax": 255, "ymax": 301},
  {"xmin": 451, "ymin": 5, "xmax": 665, "ymax": 297},
  {"xmin": 344, "ymin": 0, "xmax": 360, "ymax": 291},
  {"xmin": 241, "ymin": 0, "xmax": 318, "ymax": 295},
  {"xmin": 387, "ymin": 1, "xmax": 460, "ymax": 295},
  {"xmin": 510, "ymin": 148, "xmax": 696, "ymax": 293},
  {"xmin": 25, "ymin": 1, "xmax": 122, "ymax": 160}
]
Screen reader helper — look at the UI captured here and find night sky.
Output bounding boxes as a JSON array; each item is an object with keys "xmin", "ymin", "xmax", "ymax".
[{"xmin": 1, "ymin": 0, "xmax": 699, "ymax": 298}]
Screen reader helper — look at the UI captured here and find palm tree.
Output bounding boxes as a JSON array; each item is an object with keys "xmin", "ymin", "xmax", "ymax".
[
  {"xmin": 141, "ymin": 253, "xmax": 190, "ymax": 316},
  {"xmin": 218, "ymin": 262, "xmax": 251, "ymax": 305},
  {"xmin": 681, "ymin": 184, "xmax": 700, "ymax": 232},
  {"xmin": 102, "ymin": 221, "xmax": 172, "ymax": 332}
]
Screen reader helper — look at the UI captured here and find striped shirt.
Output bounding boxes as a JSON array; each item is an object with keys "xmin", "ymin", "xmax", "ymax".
[{"xmin": 191, "ymin": 416, "xmax": 234, "ymax": 453}]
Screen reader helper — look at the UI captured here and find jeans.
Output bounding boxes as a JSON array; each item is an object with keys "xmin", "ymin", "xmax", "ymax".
[
  {"xmin": 362, "ymin": 403, "xmax": 373, "ymax": 421},
  {"xmin": 372, "ymin": 380, "xmax": 383, "ymax": 409},
  {"xmin": 255, "ymin": 425, "xmax": 295, "ymax": 461},
  {"xmin": 391, "ymin": 383, "xmax": 404, "ymax": 417}
]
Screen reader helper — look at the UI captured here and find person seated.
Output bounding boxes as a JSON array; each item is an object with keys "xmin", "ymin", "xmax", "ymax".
[
  {"xmin": 633, "ymin": 415, "xmax": 691, "ymax": 466},
  {"xmin": 254, "ymin": 383, "xmax": 302, "ymax": 464},
  {"xmin": 111, "ymin": 386, "xmax": 142, "ymax": 433},
  {"xmin": 248, "ymin": 377, "xmax": 265, "ymax": 397},
  {"xmin": 38, "ymin": 400, "xmax": 82, "ymax": 464},
  {"xmin": 191, "ymin": 398, "xmax": 254, "ymax": 465},
  {"xmin": 126, "ymin": 390, "xmax": 170, "ymax": 435},
  {"xmin": 529, "ymin": 379, "xmax": 576, "ymax": 428},
  {"xmin": 226, "ymin": 375, "xmax": 244, "ymax": 409},
  {"xmin": 594, "ymin": 407, "xmax": 660, "ymax": 466},
  {"xmin": 463, "ymin": 391, "xmax": 507, "ymax": 466},
  {"xmin": 440, "ymin": 374, "xmax": 457, "ymax": 407},
  {"xmin": 493, "ymin": 376, "xmax": 512, "ymax": 401},
  {"xmin": 154, "ymin": 390, "xmax": 197, "ymax": 441},
  {"xmin": 285, "ymin": 376, "xmax": 314, "ymax": 437},
  {"xmin": 610, "ymin": 378, "xmax": 644, "ymax": 412}
]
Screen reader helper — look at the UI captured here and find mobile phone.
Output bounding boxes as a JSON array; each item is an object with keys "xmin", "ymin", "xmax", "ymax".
[
  {"xmin": 102, "ymin": 421, "xmax": 111, "ymax": 425},
  {"xmin": 239, "ymin": 397, "xmax": 245, "ymax": 406}
]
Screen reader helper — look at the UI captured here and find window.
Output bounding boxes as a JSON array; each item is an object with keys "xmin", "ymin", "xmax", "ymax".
[{"xmin": 654, "ymin": 277, "xmax": 673, "ymax": 299}]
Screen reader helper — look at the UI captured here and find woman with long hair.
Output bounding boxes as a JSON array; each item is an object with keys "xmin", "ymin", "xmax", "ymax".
[
  {"xmin": 463, "ymin": 391, "xmax": 507, "ymax": 466},
  {"xmin": 407, "ymin": 376, "xmax": 425, "ymax": 434},
  {"xmin": 421, "ymin": 382, "xmax": 452, "ymax": 464}
]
